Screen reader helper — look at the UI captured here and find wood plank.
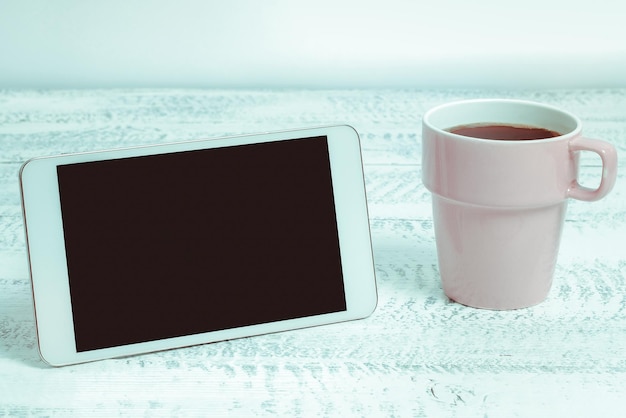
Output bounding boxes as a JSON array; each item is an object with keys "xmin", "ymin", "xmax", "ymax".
[{"xmin": 1, "ymin": 88, "xmax": 625, "ymax": 416}]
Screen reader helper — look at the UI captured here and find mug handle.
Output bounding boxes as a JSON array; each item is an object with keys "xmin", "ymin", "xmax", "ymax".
[{"xmin": 568, "ymin": 137, "xmax": 618, "ymax": 201}]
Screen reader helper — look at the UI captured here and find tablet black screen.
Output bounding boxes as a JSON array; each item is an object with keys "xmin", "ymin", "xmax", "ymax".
[{"xmin": 57, "ymin": 136, "xmax": 347, "ymax": 352}]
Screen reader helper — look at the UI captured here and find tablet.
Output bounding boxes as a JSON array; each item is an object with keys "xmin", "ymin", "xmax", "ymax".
[{"xmin": 19, "ymin": 125, "xmax": 377, "ymax": 366}]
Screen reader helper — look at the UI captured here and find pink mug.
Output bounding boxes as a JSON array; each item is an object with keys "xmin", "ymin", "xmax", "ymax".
[{"xmin": 422, "ymin": 99, "xmax": 618, "ymax": 310}]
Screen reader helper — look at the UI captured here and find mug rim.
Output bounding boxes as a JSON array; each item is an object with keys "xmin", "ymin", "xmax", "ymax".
[{"xmin": 423, "ymin": 99, "xmax": 582, "ymax": 144}]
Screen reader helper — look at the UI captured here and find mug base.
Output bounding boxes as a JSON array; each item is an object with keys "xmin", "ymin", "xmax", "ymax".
[
  {"xmin": 433, "ymin": 195, "xmax": 565, "ymax": 312},
  {"xmin": 445, "ymin": 293, "xmax": 547, "ymax": 310}
]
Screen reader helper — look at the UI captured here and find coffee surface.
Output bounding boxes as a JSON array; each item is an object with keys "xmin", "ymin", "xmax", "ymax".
[{"xmin": 448, "ymin": 124, "xmax": 561, "ymax": 140}]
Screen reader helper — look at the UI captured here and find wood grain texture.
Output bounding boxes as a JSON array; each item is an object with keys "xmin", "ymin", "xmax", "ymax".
[{"xmin": 1, "ymin": 89, "xmax": 625, "ymax": 417}]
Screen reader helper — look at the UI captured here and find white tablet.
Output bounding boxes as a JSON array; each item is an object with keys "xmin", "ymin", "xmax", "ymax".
[{"xmin": 20, "ymin": 125, "xmax": 377, "ymax": 366}]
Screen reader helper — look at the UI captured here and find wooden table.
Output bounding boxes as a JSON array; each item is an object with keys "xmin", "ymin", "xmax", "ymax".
[{"xmin": 1, "ymin": 89, "xmax": 625, "ymax": 417}]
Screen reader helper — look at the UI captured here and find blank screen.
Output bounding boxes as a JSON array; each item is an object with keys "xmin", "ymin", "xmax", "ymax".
[{"xmin": 57, "ymin": 136, "xmax": 346, "ymax": 352}]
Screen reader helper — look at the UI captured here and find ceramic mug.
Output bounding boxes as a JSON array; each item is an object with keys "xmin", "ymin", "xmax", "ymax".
[{"xmin": 422, "ymin": 99, "xmax": 618, "ymax": 310}]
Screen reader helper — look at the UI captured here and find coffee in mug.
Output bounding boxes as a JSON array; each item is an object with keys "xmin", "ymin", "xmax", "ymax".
[{"xmin": 448, "ymin": 124, "xmax": 560, "ymax": 140}]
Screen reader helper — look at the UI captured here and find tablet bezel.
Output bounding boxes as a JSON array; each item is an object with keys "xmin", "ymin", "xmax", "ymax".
[{"xmin": 20, "ymin": 125, "xmax": 377, "ymax": 366}]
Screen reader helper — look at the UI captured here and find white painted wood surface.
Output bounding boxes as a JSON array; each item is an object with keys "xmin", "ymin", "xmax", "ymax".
[{"xmin": 1, "ymin": 89, "xmax": 625, "ymax": 417}]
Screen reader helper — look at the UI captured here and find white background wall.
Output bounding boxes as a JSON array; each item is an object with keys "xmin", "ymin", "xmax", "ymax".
[{"xmin": 1, "ymin": 0, "xmax": 625, "ymax": 89}]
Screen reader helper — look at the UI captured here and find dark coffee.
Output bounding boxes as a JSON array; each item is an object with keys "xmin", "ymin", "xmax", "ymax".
[{"xmin": 448, "ymin": 124, "xmax": 561, "ymax": 140}]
